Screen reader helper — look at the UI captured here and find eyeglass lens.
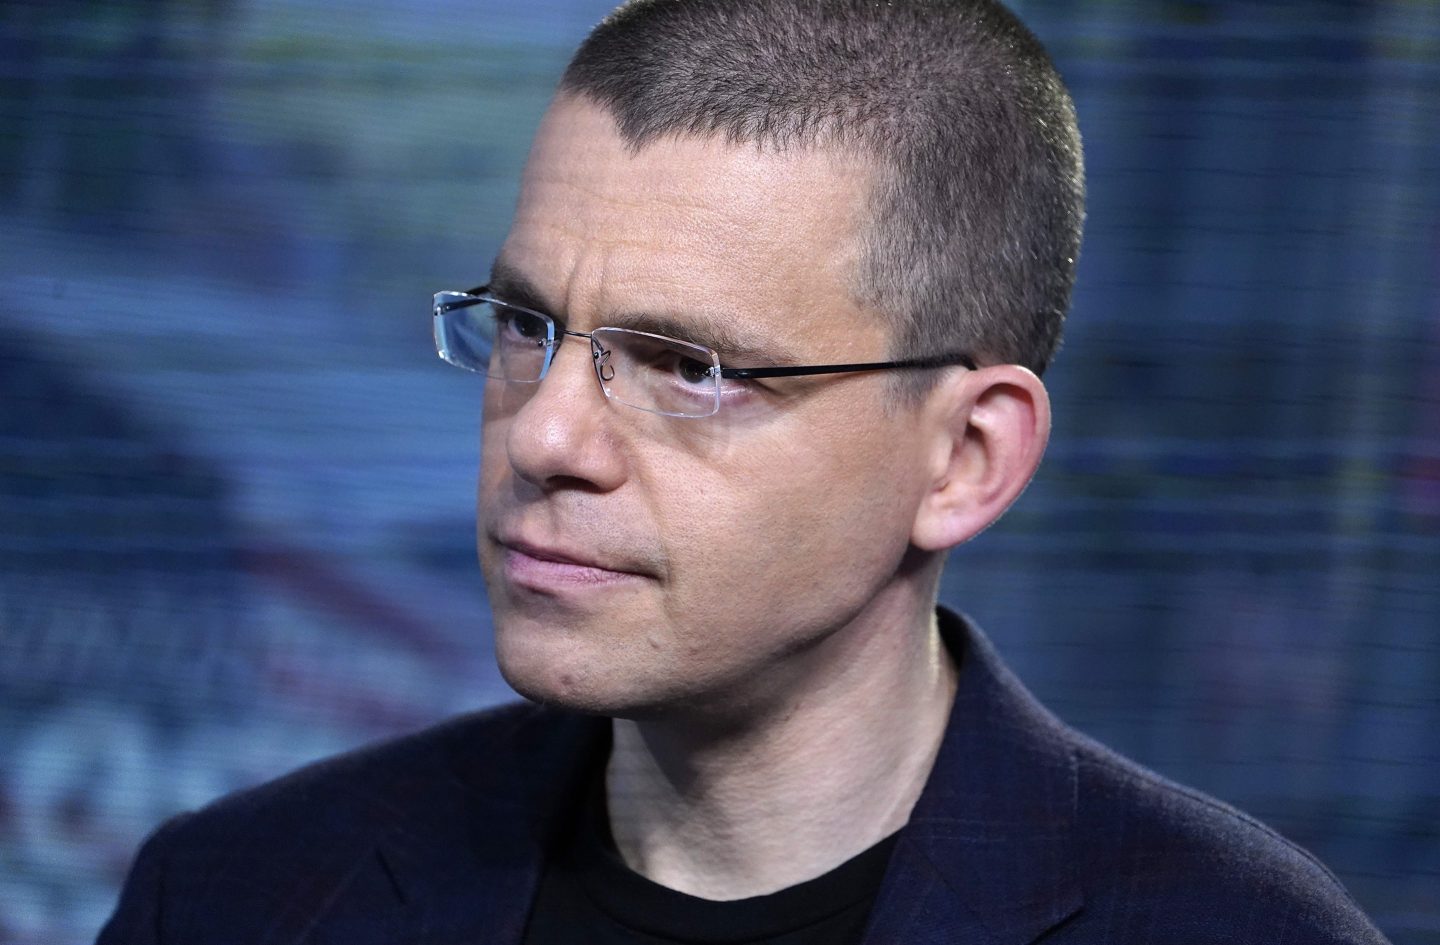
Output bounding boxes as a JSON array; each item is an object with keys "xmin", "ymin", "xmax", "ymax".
[
  {"xmin": 434, "ymin": 297, "xmax": 724, "ymax": 418},
  {"xmin": 590, "ymin": 328, "xmax": 721, "ymax": 418}
]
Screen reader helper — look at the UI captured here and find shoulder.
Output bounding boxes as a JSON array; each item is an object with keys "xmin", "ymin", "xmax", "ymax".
[
  {"xmin": 169, "ymin": 701, "xmax": 551, "ymax": 843},
  {"xmin": 108, "ymin": 703, "xmax": 566, "ymax": 889},
  {"xmin": 98, "ymin": 701, "xmax": 596, "ymax": 944},
  {"xmin": 1065, "ymin": 731, "xmax": 1388, "ymax": 943},
  {"xmin": 933, "ymin": 610, "xmax": 1388, "ymax": 943}
]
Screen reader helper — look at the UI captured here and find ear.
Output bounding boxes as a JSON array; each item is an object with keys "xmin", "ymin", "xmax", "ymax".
[{"xmin": 910, "ymin": 365, "xmax": 1051, "ymax": 551}]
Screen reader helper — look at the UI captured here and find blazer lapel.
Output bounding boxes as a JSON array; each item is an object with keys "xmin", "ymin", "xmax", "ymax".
[
  {"xmin": 371, "ymin": 706, "xmax": 609, "ymax": 945},
  {"xmin": 863, "ymin": 612, "xmax": 1082, "ymax": 945},
  {"xmin": 166, "ymin": 823, "xmax": 400, "ymax": 945},
  {"xmin": 221, "ymin": 705, "xmax": 608, "ymax": 945}
]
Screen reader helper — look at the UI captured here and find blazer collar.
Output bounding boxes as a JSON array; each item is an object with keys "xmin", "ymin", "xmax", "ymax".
[
  {"xmin": 377, "ymin": 705, "xmax": 609, "ymax": 944},
  {"xmin": 161, "ymin": 707, "xmax": 606, "ymax": 945},
  {"xmin": 863, "ymin": 609, "xmax": 1082, "ymax": 945}
]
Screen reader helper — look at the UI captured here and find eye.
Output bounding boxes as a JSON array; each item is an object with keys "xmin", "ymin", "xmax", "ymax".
[
  {"xmin": 618, "ymin": 333, "xmax": 716, "ymax": 385},
  {"xmin": 676, "ymin": 356, "xmax": 713, "ymax": 386},
  {"xmin": 493, "ymin": 305, "xmax": 547, "ymax": 342}
]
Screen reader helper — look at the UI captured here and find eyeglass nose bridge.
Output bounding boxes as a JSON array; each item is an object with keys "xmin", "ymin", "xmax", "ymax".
[{"xmin": 544, "ymin": 326, "xmax": 615, "ymax": 392}]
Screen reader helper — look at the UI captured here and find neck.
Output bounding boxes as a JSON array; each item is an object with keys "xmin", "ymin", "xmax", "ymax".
[{"xmin": 604, "ymin": 596, "xmax": 957, "ymax": 900}]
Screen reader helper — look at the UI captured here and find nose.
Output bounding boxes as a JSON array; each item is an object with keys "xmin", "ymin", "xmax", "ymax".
[{"xmin": 496, "ymin": 336, "xmax": 627, "ymax": 493}]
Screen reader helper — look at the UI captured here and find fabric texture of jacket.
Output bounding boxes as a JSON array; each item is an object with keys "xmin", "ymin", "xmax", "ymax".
[{"xmin": 97, "ymin": 610, "xmax": 1390, "ymax": 944}]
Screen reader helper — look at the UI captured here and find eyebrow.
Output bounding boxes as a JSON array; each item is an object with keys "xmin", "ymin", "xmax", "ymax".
[
  {"xmin": 484, "ymin": 260, "xmax": 552, "ymax": 314},
  {"xmin": 484, "ymin": 259, "xmax": 796, "ymax": 367}
]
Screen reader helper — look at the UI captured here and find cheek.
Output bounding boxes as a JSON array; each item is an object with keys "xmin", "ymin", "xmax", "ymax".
[
  {"xmin": 478, "ymin": 405, "xmax": 514, "ymax": 496},
  {"xmin": 662, "ymin": 423, "xmax": 924, "ymax": 600}
]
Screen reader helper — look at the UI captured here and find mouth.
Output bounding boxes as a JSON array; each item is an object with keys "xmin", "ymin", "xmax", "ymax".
[{"xmin": 493, "ymin": 534, "xmax": 654, "ymax": 592}]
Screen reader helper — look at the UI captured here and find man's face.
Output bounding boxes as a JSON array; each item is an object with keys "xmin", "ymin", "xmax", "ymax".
[{"xmin": 479, "ymin": 96, "xmax": 940, "ymax": 719}]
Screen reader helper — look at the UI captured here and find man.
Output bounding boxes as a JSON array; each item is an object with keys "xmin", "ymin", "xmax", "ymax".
[{"xmin": 99, "ymin": 1, "xmax": 1390, "ymax": 942}]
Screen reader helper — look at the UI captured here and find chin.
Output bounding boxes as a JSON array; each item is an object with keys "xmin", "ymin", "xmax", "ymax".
[
  {"xmin": 493, "ymin": 614, "xmax": 668, "ymax": 718},
  {"xmin": 496, "ymin": 645, "xmax": 607, "ymax": 713}
]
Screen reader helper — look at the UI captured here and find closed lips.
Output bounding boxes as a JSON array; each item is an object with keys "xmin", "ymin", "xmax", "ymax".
[{"xmin": 499, "ymin": 536, "xmax": 653, "ymax": 578}]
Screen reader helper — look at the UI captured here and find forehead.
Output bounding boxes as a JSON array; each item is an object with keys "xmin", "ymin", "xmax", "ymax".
[{"xmin": 497, "ymin": 95, "xmax": 883, "ymax": 354}]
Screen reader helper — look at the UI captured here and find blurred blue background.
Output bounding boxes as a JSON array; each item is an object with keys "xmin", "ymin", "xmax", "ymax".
[{"xmin": 0, "ymin": 0, "xmax": 1436, "ymax": 941}]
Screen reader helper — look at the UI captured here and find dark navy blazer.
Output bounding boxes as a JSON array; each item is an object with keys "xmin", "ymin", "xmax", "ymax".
[{"xmin": 98, "ymin": 611, "xmax": 1390, "ymax": 944}]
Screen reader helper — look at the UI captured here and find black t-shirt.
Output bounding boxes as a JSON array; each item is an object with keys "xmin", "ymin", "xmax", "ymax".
[{"xmin": 522, "ymin": 782, "xmax": 898, "ymax": 945}]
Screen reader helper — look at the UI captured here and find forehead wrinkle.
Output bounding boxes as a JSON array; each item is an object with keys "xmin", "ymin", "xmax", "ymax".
[
  {"xmin": 522, "ymin": 121, "xmax": 863, "ymax": 282},
  {"xmin": 605, "ymin": 309, "xmax": 799, "ymax": 367},
  {"xmin": 488, "ymin": 257, "xmax": 797, "ymax": 366},
  {"xmin": 519, "ymin": 132, "xmax": 740, "ymax": 238},
  {"xmin": 503, "ymin": 96, "xmax": 886, "ymax": 363}
]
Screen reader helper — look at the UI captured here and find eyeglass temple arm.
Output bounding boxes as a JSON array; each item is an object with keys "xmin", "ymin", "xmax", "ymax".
[
  {"xmin": 435, "ymin": 293, "xmax": 490, "ymax": 315},
  {"xmin": 721, "ymin": 353, "xmax": 976, "ymax": 380}
]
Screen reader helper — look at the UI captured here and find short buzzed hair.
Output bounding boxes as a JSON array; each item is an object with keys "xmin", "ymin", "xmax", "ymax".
[{"xmin": 561, "ymin": 0, "xmax": 1085, "ymax": 382}]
